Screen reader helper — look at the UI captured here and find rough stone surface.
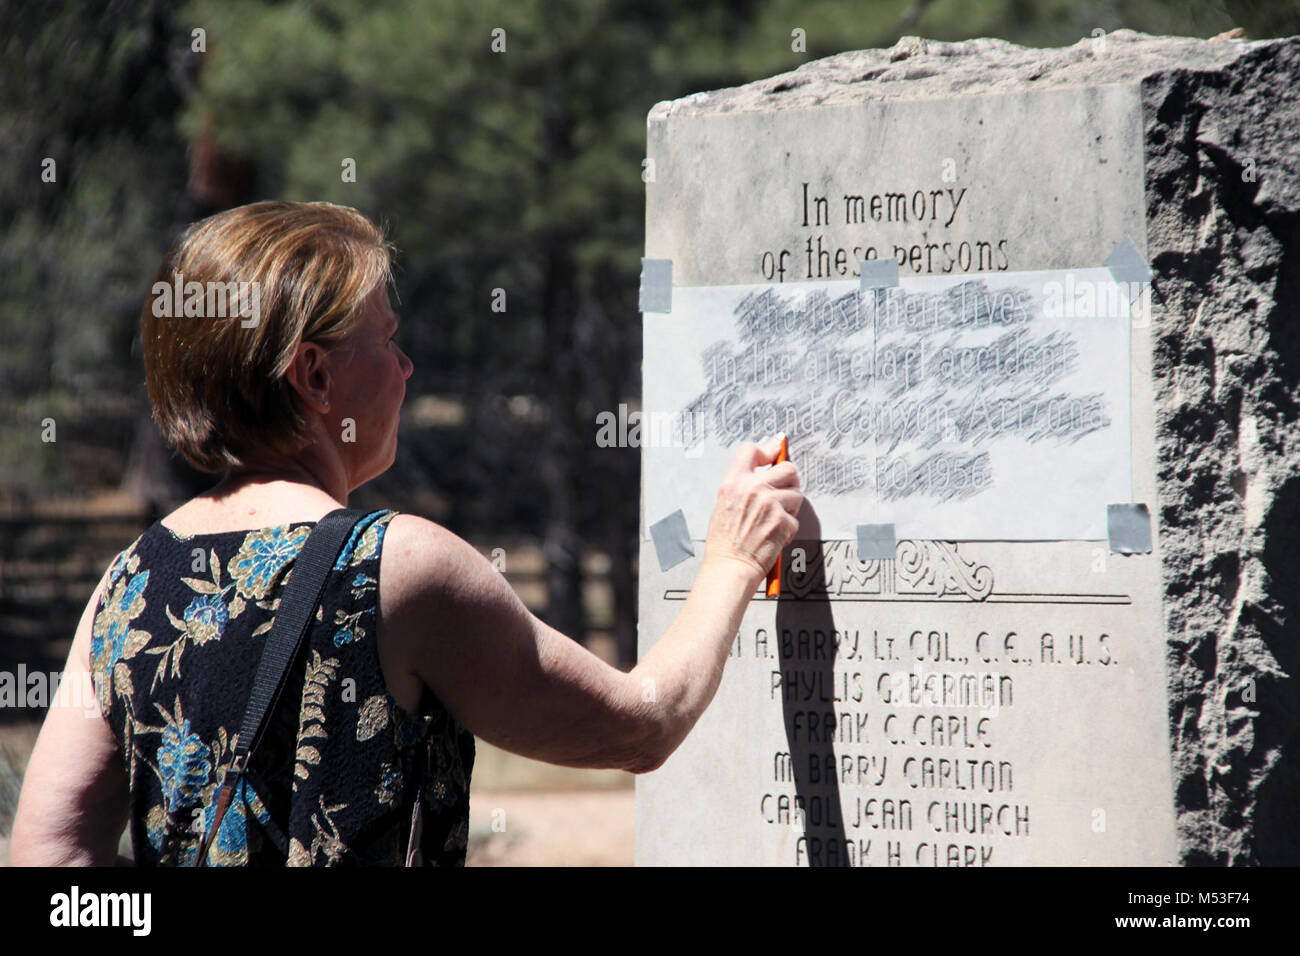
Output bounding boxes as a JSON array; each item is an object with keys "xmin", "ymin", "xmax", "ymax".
[
  {"xmin": 642, "ymin": 31, "xmax": 1299, "ymax": 865},
  {"xmin": 1140, "ymin": 38, "xmax": 1300, "ymax": 865},
  {"xmin": 650, "ymin": 31, "xmax": 1263, "ymax": 117}
]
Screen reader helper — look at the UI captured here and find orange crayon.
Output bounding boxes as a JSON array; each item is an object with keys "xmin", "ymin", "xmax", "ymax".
[{"xmin": 766, "ymin": 434, "xmax": 789, "ymax": 599}]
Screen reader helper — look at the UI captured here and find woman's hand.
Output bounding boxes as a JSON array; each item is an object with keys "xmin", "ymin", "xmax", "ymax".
[{"xmin": 702, "ymin": 434, "xmax": 802, "ymax": 586}]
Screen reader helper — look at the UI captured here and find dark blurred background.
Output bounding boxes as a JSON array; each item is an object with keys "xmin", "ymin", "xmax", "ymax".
[{"xmin": 1, "ymin": 0, "xmax": 1298, "ymax": 861}]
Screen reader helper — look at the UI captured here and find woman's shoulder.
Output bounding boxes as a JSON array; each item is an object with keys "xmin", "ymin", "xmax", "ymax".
[
  {"xmin": 374, "ymin": 515, "xmax": 514, "ymax": 670},
  {"xmin": 377, "ymin": 514, "xmax": 501, "ymax": 608}
]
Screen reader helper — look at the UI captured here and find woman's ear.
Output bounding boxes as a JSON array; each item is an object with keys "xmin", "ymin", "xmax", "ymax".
[{"xmin": 286, "ymin": 341, "xmax": 333, "ymax": 415}]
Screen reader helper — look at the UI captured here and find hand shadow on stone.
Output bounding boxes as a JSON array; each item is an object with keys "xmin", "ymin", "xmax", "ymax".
[{"xmin": 775, "ymin": 499, "xmax": 851, "ymax": 866}]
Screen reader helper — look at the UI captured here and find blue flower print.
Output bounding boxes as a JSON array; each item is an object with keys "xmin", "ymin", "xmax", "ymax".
[
  {"xmin": 181, "ymin": 592, "xmax": 229, "ymax": 646},
  {"xmin": 91, "ymin": 569, "xmax": 150, "ymax": 673},
  {"xmin": 157, "ymin": 716, "xmax": 213, "ymax": 813},
  {"xmin": 229, "ymin": 525, "xmax": 311, "ymax": 599},
  {"xmin": 332, "ymin": 608, "xmax": 372, "ymax": 647},
  {"xmin": 199, "ymin": 777, "xmax": 272, "ymax": 864},
  {"xmin": 333, "ymin": 511, "xmax": 391, "ymax": 569}
]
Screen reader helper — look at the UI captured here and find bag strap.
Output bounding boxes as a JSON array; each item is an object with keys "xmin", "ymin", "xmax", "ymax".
[
  {"xmin": 194, "ymin": 507, "xmax": 365, "ymax": 866},
  {"xmin": 404, "ymin": 724, "xmax": 431, "ymax": 866}
]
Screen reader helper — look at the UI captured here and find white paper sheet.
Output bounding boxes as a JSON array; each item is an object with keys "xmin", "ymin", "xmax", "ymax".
[{"xmin": 642, "ymin": 269, "xmax": 1133, "ymax": 541}]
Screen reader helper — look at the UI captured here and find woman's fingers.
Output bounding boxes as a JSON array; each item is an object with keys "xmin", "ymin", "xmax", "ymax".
[
  {"xmin": 724, "ymin": 435, "xmax": 783, "ymax": 480},
  {"xmin": 771, "ymin": 487, "xmax": 804, "ymax": 517},
  {"xmin": 703, "ymin": 434, "xmax": 804, "ymax": 580},
  {"xmin": 765, "ymin": 460, "xmax": 800, "ymax": 489}
]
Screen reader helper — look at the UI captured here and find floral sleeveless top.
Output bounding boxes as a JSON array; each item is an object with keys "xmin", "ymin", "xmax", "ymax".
[{"xmin": 87, "ymin": 509, "xmax": 474, "ymax": 866}]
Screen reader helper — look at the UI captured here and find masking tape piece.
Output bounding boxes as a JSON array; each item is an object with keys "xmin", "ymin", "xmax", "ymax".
[
  {"xmin": 1105, "ymin": 236, "xmax": 1152, "ymax": 284},
  {"xmin": 859, "ymin": 259, "xmax": 899, "ymax": 291},
  {"xmin": 856, "ymin": 523, "xmax": 897, "ymax": 561},
  {"xmin": 650, "ymin": 509, "xmax": 694, "ymax": 571},
  {"xmin": 640, "ymin": 258, "xmax": 673, "ymax": 313},
  {"xmin": 1107, "ymin": 503, "xmax": 1152, "ymax": 554}
]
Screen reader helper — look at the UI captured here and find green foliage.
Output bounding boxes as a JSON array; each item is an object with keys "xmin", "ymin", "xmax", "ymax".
[
  {"xmin": 0, "ymin": 0, "xmax": 191, "ymax": 491},
  {"xmin": 0, "ymin": 0, "xmax": 1288, "ymax": 505}
]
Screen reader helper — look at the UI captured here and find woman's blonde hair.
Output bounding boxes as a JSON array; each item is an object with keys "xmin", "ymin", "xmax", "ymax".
[{"xmin": 142, "ymin": 200, "xmax": 393, "ymax": 473}]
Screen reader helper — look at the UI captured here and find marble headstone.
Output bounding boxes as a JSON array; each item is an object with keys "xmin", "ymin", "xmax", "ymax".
[{"xmin": 636, "ymin": 31, "xmax": 1299, "ymax": 865}]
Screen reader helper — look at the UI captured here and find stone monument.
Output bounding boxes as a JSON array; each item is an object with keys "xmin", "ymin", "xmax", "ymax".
[{"xmin": 636, "ymin": 31, "xmax": 1299, "ymax": 865}]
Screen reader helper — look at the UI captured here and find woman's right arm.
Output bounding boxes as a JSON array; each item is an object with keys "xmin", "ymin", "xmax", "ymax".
[{"xmin": 378, "ymin": 436, "xmax": 801, "ymax": 774}]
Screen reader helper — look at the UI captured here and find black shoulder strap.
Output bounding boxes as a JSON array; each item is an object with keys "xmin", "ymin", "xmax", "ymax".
[{"xmin": 194, "ymin": 507, "xmax": 366, "ymax": 866}]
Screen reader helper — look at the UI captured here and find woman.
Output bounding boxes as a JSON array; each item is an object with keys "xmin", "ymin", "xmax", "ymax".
[{"xmin": 9, "ymin": 200, "xmax": 801, "ymax": 866}]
